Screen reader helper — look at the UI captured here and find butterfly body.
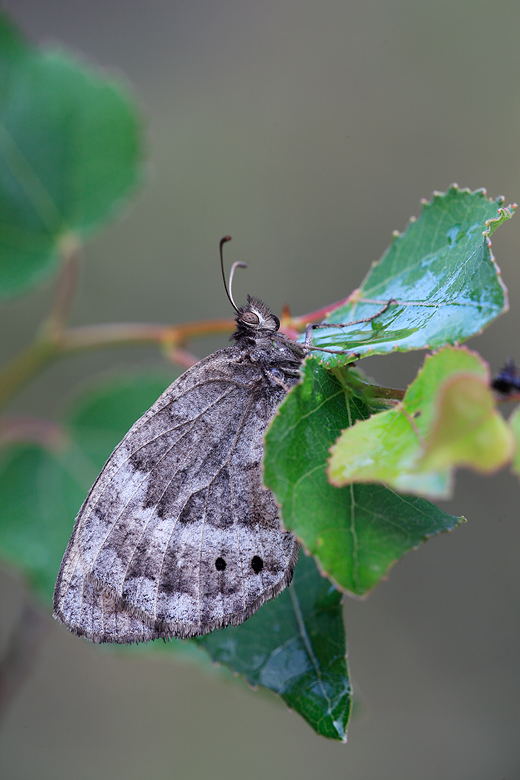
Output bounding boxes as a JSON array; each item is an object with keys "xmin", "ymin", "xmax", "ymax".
[{"xmin": 53, "ymin": 296, "xmax": 302, "ymax": 642}]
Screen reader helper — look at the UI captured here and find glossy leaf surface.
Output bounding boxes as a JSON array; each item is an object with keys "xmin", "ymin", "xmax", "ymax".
[
  {"xmin": 264, "ymin": 358, "xmax": 463, "ymax": 594},
  {"xmin": 305, "ymin": 188, "xmax": 512, "ymax": 365}
]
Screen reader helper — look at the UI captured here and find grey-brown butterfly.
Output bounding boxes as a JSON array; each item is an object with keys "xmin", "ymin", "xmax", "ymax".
[
  {"xmin": 53, "ymin": 240, "xmax": 305, "ymax": 642},
  {"xmin": 53, "ymin": 238, "xmax": 394, "ymax": 642}
]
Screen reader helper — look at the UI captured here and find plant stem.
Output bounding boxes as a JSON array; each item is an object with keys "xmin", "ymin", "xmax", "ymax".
[
  {"xmin": 289, "ymin": 296, "xmax": 353, "ymax": 327},
  {"xmin": 0, "ymin": 318, "xmax": 236, "ymax": 412},
  {"xmin": 0, "ymin": 415, "xmax": 68, "ymax": 448},
  {"xmin": 0, "ymin": 339, "xmax": 60, "ymax": 411},
  {"xmin": 43, "ymin": 240, "xmax": 80, "ymax": 337},
  {"xmin": 0, "ymin": 237, "xmax": 241, "ymax": 411},
  {"xmin": 0, "ymin": 241, "xmax": 80, "ymax": 412},
  {"xmin": 59, "ymin": 319, "xmax": 235, "ymax": 353},
  {"xmin": 370, "ymin": 385, "xmax": 405, "ymax": 401},
  {"xmin": 4, "ymin": 244, "xmax": 408, "ymax": 411}
]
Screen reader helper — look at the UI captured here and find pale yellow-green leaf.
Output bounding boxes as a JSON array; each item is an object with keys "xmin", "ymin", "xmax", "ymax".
[
  {"xmin": 328, "ymin": 346, "xmax": 509, "ymax": 499},
  {"xmin": 421, "ymin": 375, "xmax": 514, "ymax": 472},
  {"xmin": 508, "ymin": 405, "xmax": 520, "ymax": 478}
]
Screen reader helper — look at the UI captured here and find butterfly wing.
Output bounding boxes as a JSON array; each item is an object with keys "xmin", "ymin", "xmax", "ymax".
[{"xmin": 53, "ymin": 347, "xmax": 299, "ymax": 642}]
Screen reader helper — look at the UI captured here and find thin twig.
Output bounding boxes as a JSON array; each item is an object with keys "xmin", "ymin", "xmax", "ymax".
[
  {"xmin": 163, "ymin": 347, "xmax": 201, "ymax": 369},
  {"xmin": 0, "ymin": 416, "xmax": 68, "ymax": 449},
  {"xmin": 370, "ymin": 385, "xmax": 406, "ymax": 401},
  {"xmin": 43, "ymin": 241, "xmax": 80, "ymax": 337},
  {"xmin": 0, "ymin": 340, "xmax": 59, "ymax": 412},
  {"xmin": 59, "ymin": 319, "xmax": 235, "ymax": 354},
  {"xmin": 0, "ymin": 318, "xmax": 236, "ymax": 412},
  {"xmin": 289, "ymin": 296, "xmax": 353, "ymax": 328}
]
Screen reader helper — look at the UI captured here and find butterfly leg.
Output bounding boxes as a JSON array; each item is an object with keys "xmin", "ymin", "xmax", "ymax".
[
  {"xmin": 304, "ymin": 298, "xmax": 397, "ymax": 355},
  {"xmin": 304, "ymin": 323, "xmax": 314, "ymax": 350},
  {"xmin": 265, "ymin": 368, "xmax": 293, "ymax": 392}
]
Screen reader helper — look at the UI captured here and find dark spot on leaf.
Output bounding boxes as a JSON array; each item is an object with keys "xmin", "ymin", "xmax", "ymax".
[
  {"xmin": 251, "ymin": 555, "xmax": 263, "ymax": 574},
  {"xmin": 215, "ymin": 557, "xmax": 226, "ymax": 571},
  {"xmin": 414, "ymin": 411, "xmax": 421, "ymax": 418}
]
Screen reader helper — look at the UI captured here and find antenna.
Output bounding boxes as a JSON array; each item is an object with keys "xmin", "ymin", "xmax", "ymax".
[{"xmin": 219, "ymin": 236, "xmax": 247, "ymax": 313}]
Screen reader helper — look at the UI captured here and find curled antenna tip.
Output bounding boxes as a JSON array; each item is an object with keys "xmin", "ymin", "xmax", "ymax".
[{"xmin": 220, "ymin": 235, "xmax": 243, "ymax": 313}]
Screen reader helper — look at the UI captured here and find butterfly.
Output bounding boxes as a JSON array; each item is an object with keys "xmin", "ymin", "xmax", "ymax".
[{"xmin": 53, "ymin": 238, "xmax": 394, "ymax": 643}]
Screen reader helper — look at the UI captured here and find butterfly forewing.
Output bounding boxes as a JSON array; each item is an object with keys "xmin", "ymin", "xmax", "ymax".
[{"xmin": 54, "ymin": 329, "xmax": 300, "ymax": 643}]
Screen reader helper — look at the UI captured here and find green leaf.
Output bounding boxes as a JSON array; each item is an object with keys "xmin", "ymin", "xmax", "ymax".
[
  {"xmin": 196, "ymin": 553, "xmax": 350, "ymax": 741},
  {"xmin": 421, "ymin": 374, "xmax": 514, "ymax": 473},
  {"xmin": 264, "ymin": 358, "xmax": 462, "ymax": 595},
  {"xmin": 306, "ymin": 187, "xmax": 512, "ymax": 365},
  {"xmin": 0, "ymin": 443, "xmax": 87, "ymax": 597},
  {"xmin": 122, "ymin": 552, "xmax": 351, "ymax": 740},
  {"xmin": 0, "ymin": 12, "xmax": 144, "ymax": 298},
  {"xmin": 0, "ymin": 373, "xmax": 172, "ymax": 601},
  {"xmin": 328, "ymin": 347, "xmax": 514, "ymax": 498}
]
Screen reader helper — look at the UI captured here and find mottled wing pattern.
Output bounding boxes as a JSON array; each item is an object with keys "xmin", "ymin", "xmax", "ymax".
[{"xmin": 53, "ymin": 347, "xmax": 299, "ymax": 642}]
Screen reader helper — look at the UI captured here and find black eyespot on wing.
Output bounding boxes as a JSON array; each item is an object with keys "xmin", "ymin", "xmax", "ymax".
[
  {"xmin": 215, "ymin": 557, "xmax": 226, "ymax": 571},
  {"xmin": 251, "ymin": 555, "xmax": 263, "ymax": 574}
]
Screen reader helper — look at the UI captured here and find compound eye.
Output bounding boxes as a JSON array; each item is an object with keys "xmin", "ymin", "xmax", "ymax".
[{"xmin": 242, "ymin": 311, "xmax": 260, "ymax": 325}]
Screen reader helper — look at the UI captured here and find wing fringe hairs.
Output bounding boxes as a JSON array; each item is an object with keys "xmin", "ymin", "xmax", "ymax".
[{"xmin": 53, "ymin": 543, "xmax": 299, "ymax": 643}]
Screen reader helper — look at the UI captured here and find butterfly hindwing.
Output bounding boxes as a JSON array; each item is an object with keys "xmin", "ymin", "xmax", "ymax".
[{"xmin": 53, "ymin": 344, "xmax": 300, "ymax": 642}]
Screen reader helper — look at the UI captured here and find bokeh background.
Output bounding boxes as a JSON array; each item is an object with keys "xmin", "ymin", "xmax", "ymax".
[{"xmin": 1, "ymin": 1, "xmax": 520, "ymax": 778}]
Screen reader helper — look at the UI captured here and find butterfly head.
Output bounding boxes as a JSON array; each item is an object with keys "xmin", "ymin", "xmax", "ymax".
[{"xmin": 233, "ymin": 294, "xmax": 280, "ymax": 343}]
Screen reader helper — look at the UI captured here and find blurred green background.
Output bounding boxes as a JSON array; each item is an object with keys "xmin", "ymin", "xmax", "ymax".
[{"xmin": 1, "ymin": 0, "xmax": 519, "ymax": 777}]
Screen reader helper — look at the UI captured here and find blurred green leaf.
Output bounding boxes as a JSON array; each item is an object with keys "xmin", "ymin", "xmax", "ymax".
[
  {"xmin": 264, "ymin": 358, "xmax": 463, "ymax": 595},
  {"xmin": 0, "ymin": 373, "xmax": 172, "ymax": 600},
  {"xmin": 306, "ymin": 187, "xmax": 512, "ymax": 364},
  {"xmin": 0, "ymin": 11, "xmax": 144, "ymax": 298},
  {"xmin": 0, "ymin": 443, "xmax": 86, "ymax": 597},
  {"xmin": 197, "ymin": 553, "xmax": 350, "ymax": 741},
  {"xmin": 329, "ymin": 347, "xmax": 514, "ymax": 498}
]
